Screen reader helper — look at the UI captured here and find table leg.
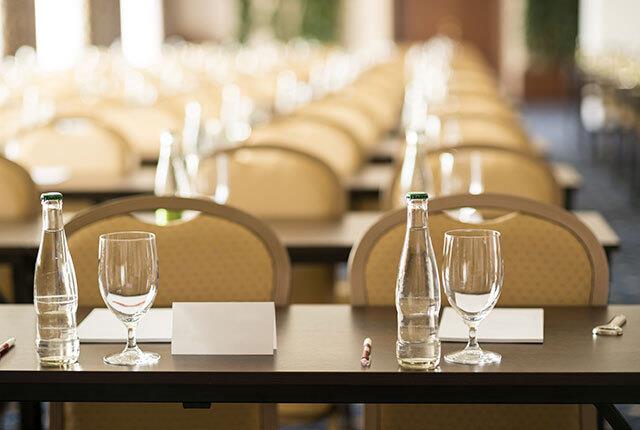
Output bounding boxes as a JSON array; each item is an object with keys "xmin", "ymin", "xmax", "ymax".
[
  {"xmin": 563, "ymin": 188, "xmax": 576, "ymax": 211},
  {"xmin": 594, "ymin": 403, "xmax": 632, "ymax": 430},
  {"xmin": 19, "ymin": 402, "xmax": 42, "ymax": 430}
]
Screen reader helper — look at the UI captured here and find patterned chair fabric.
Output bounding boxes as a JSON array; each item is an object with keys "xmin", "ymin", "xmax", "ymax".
[
  {"xmin": 8, "ymin": 116, "xmax": 137, "ymax": 177},
  {"xmin": 387, "ymin": 145, "xmax": 562, "ymax": 208},
  {"xmin": 196, "ymin": 145, "xmax": 346, "ymax": 221}
]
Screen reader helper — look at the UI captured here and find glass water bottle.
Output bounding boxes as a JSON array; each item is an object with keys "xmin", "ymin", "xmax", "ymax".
[
  {"xmin": 396, "ymin": 192, "xmax": 441, "ymax": 370},
  {"xmin": 34, "ymin": 192, "xmax": 80, "ymax": 366},
  {"xmin": 154, "ymin": 130, "xmax": 191, "ymax": 225},
  {"xmin": 397, "ymin": 125, "xmax": 435, "ymax": 207}
]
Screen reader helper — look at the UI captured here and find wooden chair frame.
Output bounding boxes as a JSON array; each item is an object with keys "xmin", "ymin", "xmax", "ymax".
[{"xmin": 351, "ymin": 193, "xmax": 609, "ymax": 306}]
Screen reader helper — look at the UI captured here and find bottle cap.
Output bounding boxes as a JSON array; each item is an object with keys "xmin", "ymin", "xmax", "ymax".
[
  {"xmin": 40, "ymin": 192, "xmax": 63, "ymax": 201},
  {"xmin": 406, "ymin": 192, "xmax": 428, "ymax": 200}
]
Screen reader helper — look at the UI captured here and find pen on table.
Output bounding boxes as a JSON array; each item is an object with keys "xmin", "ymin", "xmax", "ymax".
[
  {"xmin": 360, "ymin": 337, "xmax": 372, "ymax": 367},
  {"xmin": 0, "ymin": 337, "xmax": 15, "ymax": 357}
]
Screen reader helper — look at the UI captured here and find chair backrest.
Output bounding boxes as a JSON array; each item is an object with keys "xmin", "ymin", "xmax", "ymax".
[
  {"xmin": 436, "ymin": 115, "xmax": 532, "ymax": 153},
  {"xmin": 350, "ymin": 193, "xmax": 609, "ymax": 306},
  {"xmin": 65, "ymin": 195, "xmax": 291, "ymax": 307},
  {"xmin": 247, "ymin": 116, "xmax": 363, "ymax": 178},
  {"xmin": 196, "ymin": 145, "xmax": 346, "ymax": 221},
  {"xmin": 294, "ymin": 99, "xmax": 381, "ymax": 150},
  {"xmin": 94, "ymin": 100, "xmax": 182, "ymax": 161},
  {"xmin": 0, "ymin": 155, "xmax": 39, "ymax": 221},
  {"xmin": 386, "ymin": 145, "xmax": 562, "ymax": 208},
  {"xmin": 7, "ymin": 116, "xmax": 137, "ymax": 177}
]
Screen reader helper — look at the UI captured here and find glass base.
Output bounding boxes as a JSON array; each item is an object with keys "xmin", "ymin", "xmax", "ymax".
[
  {"xmin": 444, "ymin": 347, "xmax": 501, "ymax": 365},
  {"xmin": 397, "ymin": 357, "xmax": 440, "ymax": 370},
  {"xmin": 104, "ymin": 346, "xmax": 160, "ymax": 366}
]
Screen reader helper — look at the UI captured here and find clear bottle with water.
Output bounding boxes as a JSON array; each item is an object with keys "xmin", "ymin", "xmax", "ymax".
[
  {"xmin": 154, "ymin": 130, "xmax": 191, "ymax": 224},
  {"xmin": 396, "ymin": 192, "xmax": 441, "ymax": 370},
  {"xmin": 34, "ymin": 192, "xmax": 79, "ymax": 366}
]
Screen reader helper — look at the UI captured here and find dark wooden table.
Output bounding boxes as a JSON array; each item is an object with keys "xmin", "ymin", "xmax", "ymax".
[
  {"xmin": 35, "ymin": 165, "xmax": 390, "ymax": 204},
  {"xmin": 0, "ymin": 304, "xmax": 638, "ymax": 429}
]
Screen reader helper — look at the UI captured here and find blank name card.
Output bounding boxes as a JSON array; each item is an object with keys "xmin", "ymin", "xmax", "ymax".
[
  {"xmin": 171, "ymin": 302, "xmax": 277, "ymax": 355},
  {"xmin": 438, "ymin": 307, "xmax": 544, "ymax": 343},
  {"xmin": 78, "ymin": 308, "xmax": 172, "ymax": 343}
]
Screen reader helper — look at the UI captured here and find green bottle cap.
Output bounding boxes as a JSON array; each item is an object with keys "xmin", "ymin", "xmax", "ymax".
[
  {"xmin": 40, "ymin": 192, "xmax": 63, "ymax": 201},
  {"xmin": 406, "ymin": 192, "xmax": 429, "ymax": 200}
]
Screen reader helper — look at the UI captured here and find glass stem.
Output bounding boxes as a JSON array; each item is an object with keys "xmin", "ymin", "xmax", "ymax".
[
  {"xmin": 467, "ymin": 324, "xmax": 480, "ymax": 351},
  {"xmin": 126, "ymin": 325, "xmax": 137, "ymax": 350}
]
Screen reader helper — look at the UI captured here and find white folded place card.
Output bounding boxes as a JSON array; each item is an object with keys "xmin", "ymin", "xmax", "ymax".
[
  {"xmin": 171, "ymin": 302, "xmax": 277, "ymax": 355},
  {"xmin": 78, "ymin": 308, "xmax": 172, "ymax": 343},
  {"xmin": 438, "ymin": 307, "xmax": 544, "ymax": 343}
]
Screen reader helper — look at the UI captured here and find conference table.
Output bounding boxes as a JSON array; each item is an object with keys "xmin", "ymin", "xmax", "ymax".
[
  {"xmin": 33, "ymin": 161, "xmax": 583, "ymax": 210},
  {"xmin": 0, "ymin": 210, "xmax": 621, "ymax": 303},
  {"xmin": 0, "ymin": 304, "xmax": 638, "ymax": 429}
]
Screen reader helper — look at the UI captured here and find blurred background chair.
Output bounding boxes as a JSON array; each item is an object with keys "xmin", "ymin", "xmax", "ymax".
[
  {"xmin": 62, "ymin": 195, "xmax": 290, "ymax": 430},
  {"xmin": 0, "ymin": 155, "xmax": 39, "ymax": 303},
  {"xmin": 349, "ymin": 193, "xmax": 609, "ymax": 430},
  {"xmin": 247, "ymin": 116, "xmax": 363, "ymax": 178},
  {"xmin": 386, "ymin": 145, "xmax": 562, "ymax": 208},
  {"xmin": 6, "ymin": 115, "xmax": 138, "ymax": 177}
]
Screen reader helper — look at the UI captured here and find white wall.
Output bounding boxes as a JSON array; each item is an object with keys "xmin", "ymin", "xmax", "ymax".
[
  {"xmin": 580, "ymin": 0, "xmax": 640, "ymax": 56},
  {"xmin": 166, "ymin": 0, "xmax": 238, "ymax": 42},
  {"xmin": 34, "ymin": 0, "xmax": 87, "ymax": 71},
  {"xmin": 340, "ymin": 0, "xmax": 393, "ymax": 50},
  {"xmin": 120, "ymin": 0, "xmax": 164, "ymax": 67}
]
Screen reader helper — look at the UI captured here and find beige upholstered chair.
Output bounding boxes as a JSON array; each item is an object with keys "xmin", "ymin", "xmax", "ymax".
[
  {"xmin": 386, "ymin": 145, "xmax": 562, "ymax": 208},
  {"xmin": 93, "ymin": 100, "xmax": 182, "ymax": 161},
  {"xmin": 430, "ymin": 94, "xmax": 517, "ymax": 124},
  {"xmin": 435, "ymin": 115, "xmax": 533, "ymax": 154},
  {"xmin": 247, "ymin": 117, "xmax": 363, "ymax": 178},
  {"xmin": 7, "ymin": 116, "xmax": 137, "ymax": 177},
  {"xmin": 349, "ymin": 193, "xmax": 608, "ymax": 430},
  {"xmin": 294, "ymin": 99, "xmax": 382, "ymax": 150},
  {"xmin": 196, "ymin": 145, "xmax": 346, "ymax": 221},
  {"xmin": 0, "ymin": 155, "xmax": 39, "ymax": 222},
  {"xmin": 0, "ymin": 156, "xmax": 39, "ymax": 301},
  {"xmin": 332, "ymin": 86, "xmax": 401, "ymax": 131},
  {"xmin": 60, "ymin": 195, "xmax": 291, "ymax": 430}
]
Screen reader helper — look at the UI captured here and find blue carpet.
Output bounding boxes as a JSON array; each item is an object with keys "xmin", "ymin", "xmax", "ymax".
[{"xmin": 522, "ymin": 101, "xmax": 640, "ymax": 429}]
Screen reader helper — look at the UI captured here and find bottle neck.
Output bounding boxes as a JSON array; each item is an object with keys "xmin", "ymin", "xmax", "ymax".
[
  {"xmin": 42, "ymin": 200, "xmax": 64, "ymax": 231},
  {"xmin": 406, "ymin": 198, "xmax": 428, "ymax": 228}
]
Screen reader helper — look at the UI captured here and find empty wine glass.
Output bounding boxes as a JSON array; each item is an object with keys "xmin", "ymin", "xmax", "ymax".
[
  {"xmin": 442, "ymin": 229, "xmax": 503, "ymax": 365},
  {"xmin": 98, "ymin": 231, "xmax": 160, "ymax": 366}
]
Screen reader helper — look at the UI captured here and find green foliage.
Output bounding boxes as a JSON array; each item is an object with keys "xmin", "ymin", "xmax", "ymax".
[
  {"xmin": 525, "ymin": 0, "xmax": 578, "ymax": 64},
  {"xmin": 300, "ymin": 0, "xmax": 339, "ymax": 42},
  {"xmin": 238, "ymin": 0, "xmax": 339, "ymax": 43},
  {"xmin": 239, "ymin": 0, "xmax": 252, "ymax": 43}
]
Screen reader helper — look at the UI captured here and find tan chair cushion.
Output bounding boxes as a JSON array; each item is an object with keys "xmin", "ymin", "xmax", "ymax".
[
  {"xmin": 377, "ymin": 404, "xmax": 581, "ymax": 430},
  {"xmin": 64, "ymin": 403, "xmax": 263, "ymax": 430},
  {"xmin": 96, "ymin": 102, "xmax": 181, "ymax": 160},
  {"xmin": 68, "ymin": 214, "xmax": 275, "ymax": 307},
  {"xmin": 248, "ymin": 118, "xmax": 362, "ymax": 178},
  {"xmin": 362, "ymin": 211, "xmax": 593, "ymax": 306},
  {"xmin": 295, "ymin": 100, "xmax": 381, "ymax": 149},
  {"xmin": 388, "ymin": 147, "xmax": 561, "ymax": 207},
  {"xmin": 0, "ymin": 156, "xmax": 39, "ymax": 221},
  {"xmin": 196, "ymin": 146, "xmax": 345, "ymax": 221},
  {"xmin": 10, "ymin": 118, "xmax": 135, "ymax": 177}
]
